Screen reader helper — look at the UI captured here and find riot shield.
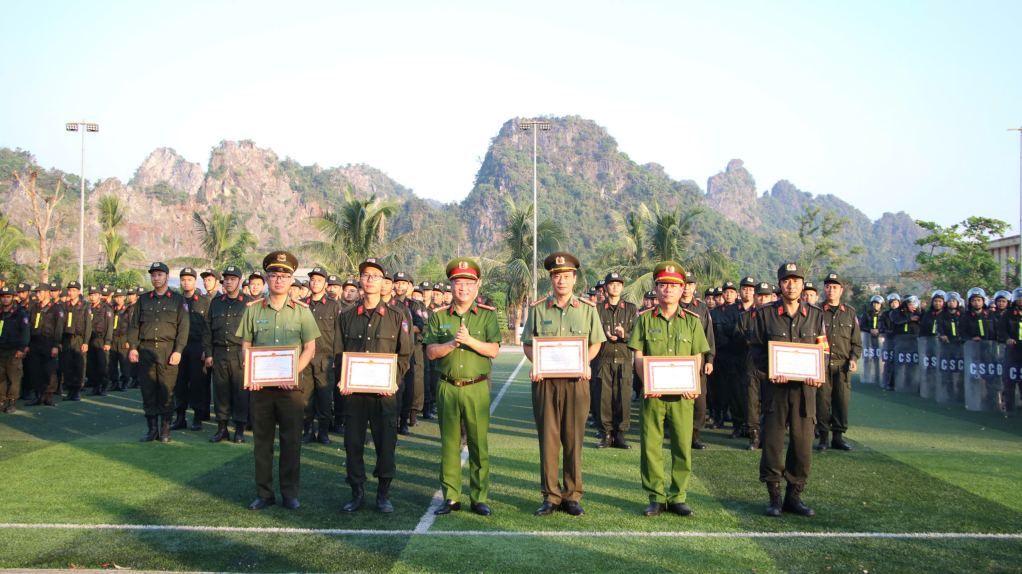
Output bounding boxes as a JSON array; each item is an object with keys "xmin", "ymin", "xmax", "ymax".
[
  {"xmin": 859, "ymin": 332, "xmax": 882, "ymax": 384},
  {"xmin": 1006, "ymin": 347, "xmax": 1022, "ymax": 411},
  {"xmin": 937, "ymin": 340, "xmax": 964, "ymax": 404},
  {"xmin": 964, "ymin": 340, "xmax": 1004, "ymax": 412},
  {"xmin": 880, "ymin": 334, "xmax": 895, "ymax": 388},
  {"xmin": 894, "ymin": 336, "xmax": 920, "ymax": 393},
  {"xmin": 918, "ymin": 337, "xmax": 940, "ymax": 399}
]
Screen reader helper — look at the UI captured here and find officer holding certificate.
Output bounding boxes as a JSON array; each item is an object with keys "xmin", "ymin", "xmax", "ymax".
[
  {"xmin": 237, "ymin": 251, "xmax": 320, "ymax": 511},
  {"xmin": 521, "ymin": 252, "xmax": 605, "ymax": 517},
  {"xmin": 749, "ymin": 262, "xmax": 826, "ymax": 518},
  {"xmin": 628, "ymin": 261, "xmax": 710, "ymax": 517},
  {"xmin": 424, "ymin": 257, "xmax": 501, "ymax": 517}
]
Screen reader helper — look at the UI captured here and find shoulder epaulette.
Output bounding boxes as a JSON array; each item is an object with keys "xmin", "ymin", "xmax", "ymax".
[
  {"xmin": 246, "ymin": 298, "xmax": 265, "ymax": 307},
  {"xmin": 579, "ymin": 297, "xmax": 596, "ymax": 306},
  {"xmin": 531, "ymin": 299, "xmax": 547, "ymax": 307},
  {"xmin": 435, "ymin": 304, "xmax": 450, "ymax": 312},
  {"xmin": 683, "ymin": 308, "xmax": 701, "ymax": 318},
  {"xmin": 637, "ymin": 307, "xmax": 655, "ymax": 316},
  {"xmin": 294, "ymin": 299, "xmax": 310, "ymax": 308},
  {"xmin": 477, "ymin": 303, "xmax": 496, "ymax": 311}
]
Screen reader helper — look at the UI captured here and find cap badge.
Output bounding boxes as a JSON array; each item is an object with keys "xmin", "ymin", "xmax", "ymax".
[
  {"xmin": 459, "ymin": 261, "xmax": 468, "ymax": 269},
  {"xmin": 555, "ymin": 256, "xmax": 565, "ymax": 265},
  {"xmin": 665, "ymin": 265, "xmax": 675, "ymax": 274},
  {"xmin": 786, "ymin": 263, "xmax": 796, "ymax": 271},
  {"xmin": 277, "ymin": 253, "xmax": 287, "ymax": 262}
]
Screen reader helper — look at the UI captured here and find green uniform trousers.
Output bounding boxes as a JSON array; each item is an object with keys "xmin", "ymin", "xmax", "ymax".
[
  {"xmin": 640, "ymin": 395, "xmax": 694, "ymax": 503},
  {"xmin": 0, "ymin": 349, "xmax": 23, "ymax": 402},
  {"xmin": 598, "ymin": 361, "xmax": 631, "ymax": 433},
  {"xmin": 302, "ymin": 355, "xmax": 333, "ymax": 425},
  {"xmin": 344, "ymin": 393, "xmax": 398, "ymax": 485},
  {"xmin": 532, "ymin": 378, "xmax": 588, "ymax": 504},
  {"xmin": 212, "ymin": 348, "xmax": 248, "ymax": 424},
  {"xmin": 138, "ymin": 346, "xmax": 179, "ymax": 417},
  {"xmin": 251, "ymin": 386, "xmax": 305, "ymax": 500},
  {"xmin": 817, "ymin": 365, "xmax": 851, "ymax": 434},
  {"xmin": 437, "ymin": 379, "xmax": 490, "ymax": 503}
]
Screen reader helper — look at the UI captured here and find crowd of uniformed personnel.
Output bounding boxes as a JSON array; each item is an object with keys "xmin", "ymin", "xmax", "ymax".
[{"xmin": 2, "ymin": 251, "xmax": 1017, "ymax": 519}]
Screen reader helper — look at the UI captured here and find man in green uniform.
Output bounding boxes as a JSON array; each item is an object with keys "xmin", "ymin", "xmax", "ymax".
[
  {"xmin": 393, "ymin": 271, "xmax": 426, "ymax": 432},
  {"xmin": 338, "ymin": 258, "xmax": 413, "ymax": 514},
  {"xmin": 680, "ymin": 273, "xmax": 715, "ymax": 449},
  {"xmin": 108, "ymin": 288, "xmax": 132, "ymax": 392},
  {"xmin": 204, "ymin": 266, "xmax": 250, "ymax": 443},
  {"xmin": 628, "ymin": 261, "xmax": 710, "ymax": 517},
  {"xmin": 26, "ymin": 284, "xmax": 61, "ymax": 406},
  {"xmin": 128, "ymin": 262, "xmax": 189, "ymax": 443},
  {"xmin": 301, "ymin": 266, "xmax": 342, "ymax": 445},
  {"xmin": 0, "ymin": 287, "xmax": 30, "ymax": 412},
  {"xmin": 85, "ymin": 286, "xmax": 113, "ymax": 396},
  {"xmin": 816, "ymin": 272, "xmax": 862, "ymax": 452},
  {"xmin": 750, "ymin": 263, "xmax": 826, "ymax": 517},
  {"xmin": 425, "ymin": 258, "xmax": 501, "ymax": 517},
  {"xmin": 172, "ymin": 268, "xmax": 211, "ymax": 431},
  {"xmin": 522, "ymin": 252, "xmax": 605, "ymax": 517},
  {"xmin": 595, "ymin": 272, "xmax": 637, "ymax": 449},
  {"xmin": 238, "ymin": 252, "xmax": 320, "ymax": 510},
  {"xmin": 61, "ymin": 281, "xmax": 91, "ymax": 401}
]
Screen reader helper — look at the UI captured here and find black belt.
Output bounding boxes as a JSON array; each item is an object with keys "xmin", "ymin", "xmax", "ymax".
[{"xmin": 440, "ymin": 374, "xmax": 487, "ymax": 387}]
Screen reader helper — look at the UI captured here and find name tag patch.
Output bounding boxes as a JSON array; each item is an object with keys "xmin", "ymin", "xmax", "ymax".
[
  {"xmin": 648, "ymin": 329, "xmax": 662, "ymax": 333},
  {"xmin": 256, "ymin": 320, "xmax": 269, "ymax": 324},
  {"xmin": 542, "ymin": 320, "xmax": 553, "ymax": 325}
]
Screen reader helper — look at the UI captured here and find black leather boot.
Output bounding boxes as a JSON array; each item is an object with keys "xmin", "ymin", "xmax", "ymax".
[
  {"xmin": 140, "ymin": 417, "xmax": 158, "ymax": 442},
  {"xmin": 398, "ymin": 416, "xmax": 411, "ymax": 436},
  {"xmin": 87, "ymin": 385, "xmax": 102, "ymax": 396},
  {"xmin": 159, "ymin": 416, "xmax": 172, "ymax": 442},
  {"xmin": 169, "ymin": 411, "xmax": 187, "ymax": 430},
  {"xmin": 691, "ymin": 429, "xmax": 707, "ymax": 450},
  {"xmin": 342, "ymin": 485, "xmax": 364, "ymax": 513},
  {"xmin": 43, "ymin": 392, "xmax": 56, "ymax": 406},
  {"xmin": 596, "ymin": 432, "xmax": 612, "ymax": 449},
  {"xmin": 301, "ymin": 420, "xmax": 313, "ymax": 443},
  {"xmin": 98, "ymin": 383, "xmax": 107, "ymax": 397},
  {"xmin": 234, "ymin": 422, "xmax": 246, "ymax": 443},
  {"xmin": 190, "ymin": 412, "xmax": 204, "ymax": 431},
  {"xmin": 782, "ymin": 483, "xmax": 815, "ymax": 516},
  {"xmin": 747, "ymin": 429, "xmax": 760, "ymax": 450},
  {"xmin": 376, "ymin": 478, "xmax": 394, "ymax": 513},
  {"xmin": 27, "ymin": 393, "xmax": 43, "ymax": 406},
  {"xmin": 831, "ymin": 432, "xmax": 852, "ymax": 451},
  {"xmin": 317, "ymin": 423, "xmax": 331, "ymax": 444},
  {"xmin": 210, "ymin": 421, "xmax": 230, "ymax": 443},
  {"xmin": 612, "ymin": 431, "xmax": 632, "ymax": 450},
  {"xmin": 816, "ymin": 430, "xmax": 829, "ymax": 451},
  {"xmin": 765, "ymin": 482, "xmax": 783, "ymax": 517}
]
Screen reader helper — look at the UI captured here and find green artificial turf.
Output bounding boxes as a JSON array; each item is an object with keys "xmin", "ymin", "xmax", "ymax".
[{"xmin": 1, "ymin": 355, "xmax": 1020, "ymax": 573}]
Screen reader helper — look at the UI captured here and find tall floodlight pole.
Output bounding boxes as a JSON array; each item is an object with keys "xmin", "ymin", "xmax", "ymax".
[
  {"xmin": 519, "ymin": 119, "xmax": 551, "ymax": 301},
  {"xmin": 1011, "ymin": 127, "xmax": 1022, "ymax": 284},
  {"xmin": 66, "ymin": 121, "xmax": 99, "ymax": 286}
]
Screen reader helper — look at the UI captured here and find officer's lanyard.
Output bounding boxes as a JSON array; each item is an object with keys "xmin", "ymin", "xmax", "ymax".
[
  {"xmin": 34, "ymin": 309, "xmax": 41, "ymax": 329},
  {"xmin": 978, "ymin": 316, "xmax": 985, "ymax": 338},
  {"xmin": 951, "ymin": 320, "xmax": 957, "ymax": 337},
  {"xmin": 932, "ymin": 318, "xmax": 937, "ymax": 335},
  {"xmin": 872, "ymin": 316, "xmax": 877, "ymax": 329}
]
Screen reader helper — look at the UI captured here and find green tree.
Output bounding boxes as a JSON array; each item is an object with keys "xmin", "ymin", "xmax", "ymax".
[
  {"xmin": 795, "ymin": 206, "xmax": 863, "ymax": 277},
  {"xmin": 99, "ymin": 232, "xmax": 144, "ymax": 273},
  {"xmin": 911, "ymin": 217, "xmax": 1009, "ymax": 294},
  {"xmin": 191, "ymin": 207, "xmax": 258, "ymax": 269},
  {"xmin": 0, "ymin": 213, "xmax": 34, "ymax": 279},
  {"xmin": 96, "ymin": 195, "xmax": 143, "ymax": 272}
]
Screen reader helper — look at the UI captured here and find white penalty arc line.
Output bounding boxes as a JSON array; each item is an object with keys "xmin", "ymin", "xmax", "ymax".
[
  {"xmin": 411, "ymin": 355, "xmax": 528, "ymax": 535},
  {"xmin": 1, "ymin": 524, "xmax": 1020, "ymax": 539}
]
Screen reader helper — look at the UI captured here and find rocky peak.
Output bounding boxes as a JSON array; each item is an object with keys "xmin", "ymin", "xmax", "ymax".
[
  {"xmin": 705, "ymin": 159, "xmax": 761, "ymax": 229},
  {"xmin": 129, "ymin": 148, "xmax": 204, "ymax": 195},
  {"xmin": 202, "ymin": 140, "xmax": 290, "ymax": 203}
]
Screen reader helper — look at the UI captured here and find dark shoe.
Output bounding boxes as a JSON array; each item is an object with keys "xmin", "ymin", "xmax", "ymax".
[
  {"xmin": 234, "ymin": 423, "xmax": 245, "ymax": 443},
  {"xmin": 729, "ymin": 426, "xmax": 745, "ymax": 439},
  {"xmin": 283, "ymin": 498, "xmax": 300, "ymax": 510},
  {"xmin": 831, "ymin": 432, "xmax": 852, "ymax": 451},
  {"xmin": 342, "ymin": 485, "xmax": 365, "ymax": 513},
  {"xmin": 169, "ymin": 412, "xmax": 187, "ymax": 431},
  {"xmin": 596, "ymin": 433, "xmax": 612, "ymax": 449},
  {"xmin": 190, "ymin": 413, "xmax": 204, "ymax": 431},
  {"xmin": 87, "ymin": 386, "xmax": 102, "ymax": 396},
  {"xmin": 43, "ymin": 393, "xmax": 56, "ymax": 406},
  {"xmin": 434, "ymin": 500, "xmax": 461, "ymax": 515},
  {"xmin": 26, "ymin": 394, "xmax": 42, "ymax": 407},
  {"xmin": 410, "ymin": 410, "xmax": 419, "ymax": 426},
  {"xmin": 561, "ymin": 501, "xmax": 585, "ymax": 516},
  {"xmin": 814, "ymin": 428, "xmax": 820, "ymax": 439},
  {"xmin": 248, "ymin": 497, "xmax": 275, "ymax": 510},
  {"xmin": 398, "ymin": 419, "xmax": 411, "ymax": 436},
  {"xmin": 63, "ymin": 390, "xmax": 78, "ymax": 402},
  {"xmin": 667, "ymin": 502, "xmax": 694, "ymax": 516},
  {"xmin": 595, "ymin": 429, "xmax": 606, "ymax": 440},
  {"xmin": 765, "ymin": 482, "xmax": 783, "ymax": 517},
  {"xmin": 210, "ymin": 421, "xmax": 230, "ymax": 443},
  {"xmin": 747, "ymin": 429, "xmax": 760, "ymax": 450},
  {"xmin": 140, "ymin": 417, "xmax": 158, "ymax": 442},
  {"xmin": 588, "ymin": 420, "xmax": 597, "ymax": 428},
  {"xmin": 470, "ymin": 502, "xmax": 492, "ymax": 516},
  {"xmin": 421, "ymin": 409, "xmax": 434, "ymax": 420},
  {"xmin": 4, "ymin": 400, "xmax": 16, "ymax": 413},
  {"xmin": 301, "ymin": 421, "xmax": 313, "ymax": 444},
  {"xmin": 782, "ymin": 483, "xmax": 815, "ymax": 516},
  {"xmin": 816, "ymin": 430, "xmax": 829, "ymax": 450},
  {"xmin": 535, "ymin": 501, "xmax": 557, "ymax": 516},
  {"xmin": 691, "ymin": 429, "xmax": 706, "ymax": 450},
  {"xmin": 376, "ymin": 479, "xmax": 394, "ymax": 514},
  {"xmin": 70, "ymin": 389, "xmax": 81, "ymax": 401},
  {"xmin": 159, "ymin": 416, "xmax": 172, "ymax": 442},
  {"xmin": 98, "ymin": 385, "xmax": 107, "ymax": 397},
  {"xmin": 643, "ymin": 502, "xmax": 665, "ymax": 516},
  {"xmin": 318, "ymin": 428, "xmax": 331, "ymax": 444},
  {"xmin": 612, "ymin": 432, "xmax": 632, "ymax": 450}
]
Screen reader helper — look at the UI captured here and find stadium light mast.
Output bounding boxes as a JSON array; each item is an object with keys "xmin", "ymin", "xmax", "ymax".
[
  {"xmin": 1011, "ymin": 127, "xmax": 1022, "ymax": 284},
  {"xmin": 519, "ymin": 119, "xmax": 551, "ymax": 301},
  {"xmin": 66, "ymin": 121, "xmax": 99, "ymax": 286}
]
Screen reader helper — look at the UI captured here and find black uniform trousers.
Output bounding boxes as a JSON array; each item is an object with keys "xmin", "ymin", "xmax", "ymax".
[
  {"xmin": 108, "ymin": 338, "xmax": 130, "ymax": 389},
  {"xmin": 728, "ymin": 354, "xmax": 749, "ymax": 429},
  {"xmin": 344, "ymin": 393, "xmax": 398, "ymax": 486},
  {"xmin": 62, "ymin": 335, "xmax": 86, "ymax": 391},
  {"xmin": 138, "ymin": 346, "xmax": 179, "ymax": 417},
  {"xmin": 746, "ymin": 361, "xmax": 763, "ymax": 431},
  {"xmin": 252, "ymin": 386, "xmax": 305, "ymax": 500},
  {"xmin": 302, "ymin": 355, "xmax": 333, "ymax": 425},
  {"xmin": 332, "ymin": 353, "xmax": 346, "ymax": 426},
  {"xmin": 212, "ymin": 347, "xmax": 248, "ymax": 424},
  {"xmin": 816, "ymin": 364, "xmax": 851, "ymax": 434},
  {"xmin": 420, "ymin": 347, "xmax": 432, "ymax": 410},
  {"xmin": 0, "ymin": 349, "xmax": 23, "ymax": 402},
  {"xmin": 692, "ymin": 373, "xmax": 709, "ymax": 431},
  {"xmin": 398, "ymin": 351, "xmax": 415, "ymax": 419},
  {"xmin": 86, "ymin": 335, "xmax": 108, "ymax": 389},
  {"xmin": 589, "ymin": 358, "xmax": 601, "ymax": 427},
  {"xmin": 425, "ymin": 358, "xmax": 439, "ymax": 412},
  {"xmin": 759, "ymin": 380, "xmax": 816, "ymax": 485},
  {"xmin": 597, "ymin": 360, "xmax": 630, "ymax": 433},
  {"xmin": 28, "ymin": 340, "xmax": 58, "ymax": 394},
  {"xmin": 175, "ymin": 344, "xmax": 207, "ymax": 415}
]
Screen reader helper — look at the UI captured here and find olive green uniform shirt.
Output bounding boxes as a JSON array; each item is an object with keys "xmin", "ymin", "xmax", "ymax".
[
  {"xmin": 423, "ymin": 302, "xmax": 501, "ymax": 380},
  {"xmin": 627, "ymin": 306, "xmax": 711, "ymax": 358},
  {"xmin": 521, "ymin": 295, "xmax": 607, "ymax": 349},
  {"xmin": 236, "ymin": 297, "xmax": 321, "ymax": 350}
]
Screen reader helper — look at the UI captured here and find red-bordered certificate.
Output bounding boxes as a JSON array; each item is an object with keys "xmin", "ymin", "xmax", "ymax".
[
  {"xmin": 768, "ymin": 341, "xmax": 826, "ymax": 381},
  {"xmin": 244, "ymin": 346, "xmax": 299, "ymax": 389},
  {"xmin": 339, "ymin": 352, "xmax": 399, "ymax": 393},
  {"xmin": 642, "ymin": 355, "xmax": 702, "ymax": 395},
  {"xmin": 533, "ymin": 336, "xmax": 588, "ymax": 378}
]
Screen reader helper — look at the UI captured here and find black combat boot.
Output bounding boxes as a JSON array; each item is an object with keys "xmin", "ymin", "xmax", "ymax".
[
  {"xmin": 831, "ymin": 431, "xmax": 852, "ymax": 451},
  {"xmin": 190, "ymin": 412, "xmax": 205, "ymax": 431},
  {"xmin": 342, "ymin": 484, "xmax": 364, "ymax": 513},
  {"xmin": 301, "ymin": 420, "xmax": 313, "ymax": 443},
  {"xmin": 159, "ymin": 416, "xmax": 173, "ymax": 442},
  {"xmin": 747, "ymin": 429, "xmax": 760, "ymax": 450},
  {"xmin": 98, "ymin": 383, "xmax": 107, "ymax": 397},
  {"xmin": 782, "ymin": 483, "xmax": 815, "ymax": 516},
  {"xmin": 691, "ymin": 429, "xmax": 706, "ymax": 450},
  {"xmin": 210, "ymin": 421, "xmax": 230, "ymax": 443},
  {"xmin": 43, "ymin": 392, "xmax": 56, "ymax": 406},
  {"xmin": 140, "ymin": 417, "xmax": 158, "ymax": 442},
  {"xmin": 612, "ymin": 431, "xmax": 632, "ymax": 450},
  {"xmin": 234, "ymin": 422, "xmax": 246, "ymax": 443},
  {"xmin": 376, "ymin": 478, "xmax": 394, "ymax": 513},
  {"xmin": 765, "ymin": 482, "xmax": 783, "ymax": 517},
  {"xmin": 27, "ymin": 392, "xmax": 43, "ymax": 406},
  {"xmin": 816, "ymin": 430, "xmax": 829, "ymax": 451},
  {"xmin": 169, "ymin": 410, "xmax": 187, "ymax": 430}
]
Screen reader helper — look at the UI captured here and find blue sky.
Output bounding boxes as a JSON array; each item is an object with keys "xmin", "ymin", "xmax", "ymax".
[{"xmin": 3, "ymin": 0, "xmax": 1020, "ymax": 234}]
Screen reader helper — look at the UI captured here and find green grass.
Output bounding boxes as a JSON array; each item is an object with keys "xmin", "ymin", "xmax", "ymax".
[{"xmin": 1, "ymin": 354, "xmax": 1021, "ymax": 573}]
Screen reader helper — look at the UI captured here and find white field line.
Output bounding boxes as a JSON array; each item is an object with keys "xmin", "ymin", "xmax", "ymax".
[
  {"xmin": 411, "ymin": 355, "xmax": 528, "ymax": 534},
  {"xmin": 1, "ymin": 523, "xmax": 1020, "ymax": 539}
]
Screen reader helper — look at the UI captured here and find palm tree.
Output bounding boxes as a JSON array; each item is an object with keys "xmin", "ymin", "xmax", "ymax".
[
  {"xmin": 99, "ymin": 232, "xmax": 144, "ymax": 273},
  {"xmin": 0, "ymin": 213, "xmax": 34, "ymax": 272},
  {"xmin": 97, "ymin": 195, "xmax": 128, "ymax": 235},
  {"xmin": 192, "ymin": 207, "xmax": 258, "ymax": 269},
  {"xmin": 492, "ymin": 197, "xmax": 564, "ymax": 329},
  {"xmin": 301, "ymin": 185, "xmax": 430, "ymax": 276}
]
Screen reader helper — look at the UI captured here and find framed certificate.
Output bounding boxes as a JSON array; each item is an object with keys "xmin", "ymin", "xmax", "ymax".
[
  {"xmin": 533, "ymin": 337, "xmax": 588, "ymax": 378},
  {"xmin": 767, "ymin": 341, "xmax": 826, "ymax": 381},
  {"xmin": 339, "ymin": 352, "xmax": 399, "ymax": 393},
  {"xmin": 642, "ymin": 356, "xmax": 702, "ymax": 395},
  {"xmin": 244, "ymin": 346, "xmax": 299, "ymax": 388}
]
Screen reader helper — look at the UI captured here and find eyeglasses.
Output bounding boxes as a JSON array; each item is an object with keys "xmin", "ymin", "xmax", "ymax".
[
  {"xmin": 361, "ymin": 273, "xmax": 384, "ymax": 282},
  {"xmin": 268, "ymin": 274, "xmax": 292, "ymax": 282}
]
